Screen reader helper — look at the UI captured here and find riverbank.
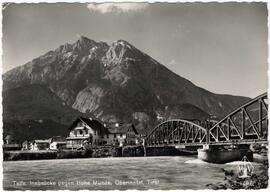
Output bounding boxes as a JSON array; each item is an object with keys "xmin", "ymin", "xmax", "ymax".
[
  {"xmin": 4, "ymin": 145, "xmax": 197, "ymax": 161},
  {"xmin": 206, "ymin": 154, "xmax": 268, "ymax": 189},
  {"xmin": 3, "ymin": 146, "xmax": 119, "ymax": 161},
  {"xmin": 4, "ymin": 150, "xmax": 93, "ymax": 161}
]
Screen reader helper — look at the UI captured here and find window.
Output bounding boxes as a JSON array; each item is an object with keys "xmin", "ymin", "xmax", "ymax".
[
  {"xmin": 114, "ymin": 134, "xmax": 116, "ymax": 138},
  {"xmin": 120, "ymin": 134, "xmax": 123, "ymax": 137},
  {"xmin": 79, "ymin": 130, "xmax": 83, "ymax": 135},
  {"xmin": 107, "ymin": 134, "xmax": 109, "ymax": 139}
]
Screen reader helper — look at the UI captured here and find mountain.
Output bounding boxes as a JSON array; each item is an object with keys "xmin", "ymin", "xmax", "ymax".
[
  {"xmin": 3, "ymin": 84, "xmax": 85, "ymax": 124},
  {"xmin": 3, "ymin": 119, "xmax": 69, "ymax": 143},
  {"xmin": 2, "ymin": 84, "xmax": 88, "ymax": 141},
  {"xmin": 3, "ymin": 36, "xmax": 250, "ymax": 141}
]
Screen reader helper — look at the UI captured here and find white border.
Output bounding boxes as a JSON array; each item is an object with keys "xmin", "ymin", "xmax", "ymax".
[{"xmin": 0, "ymin": 1, "xmax": 269, "ymax": 192}]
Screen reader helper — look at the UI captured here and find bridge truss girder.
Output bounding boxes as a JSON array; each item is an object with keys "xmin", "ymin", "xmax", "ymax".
[
  {"xmin": 146, "ymin": 119, "xmax": 207, "ymax": 146},
  {"xmin": 146, "ymin": 93, "xmax": 268, "ymax": 147},
  {"xmin": 209, "ymin": 93, "xmax": 268, "ymax": 144}
]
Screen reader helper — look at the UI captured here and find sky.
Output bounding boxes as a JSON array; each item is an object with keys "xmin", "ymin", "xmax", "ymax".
[{"xmin": 2, "ymin": 2, "xmax": 268, "ymax": 98}]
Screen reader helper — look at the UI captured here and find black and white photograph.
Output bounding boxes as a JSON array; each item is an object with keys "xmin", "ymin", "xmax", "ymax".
[{"xmin": 1, "ymin": 1, "xmax": 269, "ymax": 190}]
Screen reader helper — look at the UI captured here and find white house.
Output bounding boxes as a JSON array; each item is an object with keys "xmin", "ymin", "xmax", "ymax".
[
  {"xmin": 66, "ymin": 117, "xmax": 110, "ymax": 149},
  {"xmin": 29, "ymin": 139, "xmax": 50, "ymax": 151},
  {"xmin": 107, "ymin": 123, "xmax": 139, "ymax": 147},
  {"xmin": 66, "ymin": 117, "xmax": 139, "ymax": 149},
  {"xmin": 49, "ymin": 136, "xmax": 66, "ymax": 150},
  {"xmin": 22, "ymin": 140, "xmax": 30, "ymax": 150}
]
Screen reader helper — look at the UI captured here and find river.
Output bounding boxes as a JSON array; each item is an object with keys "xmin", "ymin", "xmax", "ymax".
[{"xmin": 3, "ymin": 156, "xmax": 263, "ymax": 190}]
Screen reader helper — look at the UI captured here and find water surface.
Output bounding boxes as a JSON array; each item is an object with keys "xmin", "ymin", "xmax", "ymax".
[{"xmin": 3, "ymin": 156, "xmax": 262, "ymax": 190}]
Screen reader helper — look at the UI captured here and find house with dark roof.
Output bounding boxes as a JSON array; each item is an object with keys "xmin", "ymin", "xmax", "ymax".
[
  {"xmin": 66, "ymin": 117, "xmax": 139, "ymax": 149},
  {"xmin": 66, "ymin": 117, "xmax": 110, "ymax": 149},
  {"xmin": 107, "ymin": 123, "xmax": 139, "ymax": 146},
  {"xmin": 49, "ymin": 136, "xmax": 67, "ymax": 150}
]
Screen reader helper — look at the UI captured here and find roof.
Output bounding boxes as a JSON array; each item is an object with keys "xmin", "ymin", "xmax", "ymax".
[
  {"xmin": 5, "ymin": 135, "xmax": 14, "ymax": 140},
  {"xmin": 134, "ymin": 123, "xmax": 149, "ymax": 135},
  {"xmin": 33, "ymin": 139, "xmax": 50, "ymax": 144},
  {"xmin": 66, "ymin": 136, "xmax": 90, "ymax": 140},
  {"xmin": 49, "ymin": 136, "xmax": 66, "ymax": 142},
  {"xmin": 50, "ymin": 141, "xmax": 66, "ymax": 144},
  {"xmin": 108, "ymin": 123, "xmax": 138, "ymax": 135},
  {"xmin": 74, "ymin": 127, "xmax": 85, "ymax": 130},
  {"xmin": 3, "ymin": 144, "xmax": 21, "ymax": 149},
  {"xmin": 69, "ymin": 117, "xmax": 110, "ymax": 135},
  {"xmin": 136, "ymin": 128, "xmax": 148, "ymax": 135}
]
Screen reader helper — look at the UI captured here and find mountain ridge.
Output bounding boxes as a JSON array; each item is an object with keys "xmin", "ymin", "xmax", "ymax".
[{"xmin": 3, "ymin": 36, "xmax": 251, "ymax": 141}]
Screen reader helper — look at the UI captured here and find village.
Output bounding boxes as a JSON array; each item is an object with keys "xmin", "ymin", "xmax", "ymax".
[{"xmin": 3, "ymin": 117, "xmax": 143, "ymax": 153}]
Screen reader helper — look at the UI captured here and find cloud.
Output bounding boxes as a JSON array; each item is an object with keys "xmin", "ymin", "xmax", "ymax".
[{"xmin": 86, "ymin": 3, "xmax": 149, "ymax": 14}]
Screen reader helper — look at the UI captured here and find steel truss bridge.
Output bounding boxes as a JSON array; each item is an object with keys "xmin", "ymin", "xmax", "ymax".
[{"xmin": 146, "ymin": 93, "xmax": 268, "ymax": 147}]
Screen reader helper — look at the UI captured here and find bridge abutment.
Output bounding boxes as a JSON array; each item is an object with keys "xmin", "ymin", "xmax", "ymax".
[{"xmin": 198, "ymin": 145, "xmax": 253, "ymax": 164}]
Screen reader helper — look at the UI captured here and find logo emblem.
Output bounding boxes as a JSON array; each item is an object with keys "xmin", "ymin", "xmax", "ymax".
[{"xmin": 237, "ymin": 156, "xmax": 254, "ymax": 178}]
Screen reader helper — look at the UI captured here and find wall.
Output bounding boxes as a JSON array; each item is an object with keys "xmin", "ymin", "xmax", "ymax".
[
  {"xmin": 146, "ymin": 146, "xmax": 197, "ymax": 156},
  {"xmin": 122, "ymin": 146, "xmax": 144, "ymax": 157},
  {"xmin": 99, "ymin": 133, "xmax": 127, "ymax": 146},
  {"xmin": 3, "ymin": 147, "xmax": 122, "ymax": 161},
  {"xmin": 198, "ymin": 147, "xmax": 253, "ymax": 164}
]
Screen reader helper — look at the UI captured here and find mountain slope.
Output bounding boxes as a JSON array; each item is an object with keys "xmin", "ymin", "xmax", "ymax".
[
  {"xmin": 3, "ymin": 36, "xmax": 251, "ymax": 140},
  {"xmin": 3, "ymin": 120, "xmax": 69, "ymax": 142},
  {"xmin": 3, "ymin": 84, "xmax": 84, "ymax": 124}
]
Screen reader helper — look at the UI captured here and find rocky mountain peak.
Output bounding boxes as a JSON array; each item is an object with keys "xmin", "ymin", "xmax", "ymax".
[
  {"xmin": 78, "ymin": 35, "xmax": 96, "ymax": 44},
  {"xmin": 72, "ymin": 36, "xmax": 100, "ymax": 54},
  {"xmin": 112, "ymin": 39, "xmax": 133, "ymax": 48},
  {"xmin": 56, "ymin": 43, "xmax": 73, "ymax": 53},
  {"xmin": 105, "ymin": 39, "xmax": 143, "ymax": 63}
]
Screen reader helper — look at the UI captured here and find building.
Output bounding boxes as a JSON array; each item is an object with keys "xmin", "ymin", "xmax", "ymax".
[
  {"xmin": 4, "ymin": 135, "xmax": 15, "ymax": 144},
  {"xmin": 3, "ymin": 135, "xmax": 21, "ymax": 151},
  {"xmin": 66, "ymin": 117, "xmax": 110, "ymax": 149},
  {"xmin": 3, "ymin": 144, "xmax": 21, "ymax": 151},
  {"xmin": 29, "ymin": 139, "xmax": 50, "ymax": 151},
  {"xmin": 135, "ymin": 128, "xmax": 148, "ymax": 145},
  {"xmin": 49, "ymin": 136, "xmax": 66, "ymax": 150},
  {"xmin": 22, "ymin": 140, "xmax": 30, "ymax": 150},
  {"xmin": 108, "ymin": 123, "xmax": 139, "ymax": 146},
  {"xmin": 66, "ymin": 117, "xmax": 139, "ymax": 149}
]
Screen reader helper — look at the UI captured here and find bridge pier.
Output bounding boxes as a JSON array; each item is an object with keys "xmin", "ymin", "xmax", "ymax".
[{"xmin": 198, "ymin": 145, "xmax": 253, "ymax": 164}]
